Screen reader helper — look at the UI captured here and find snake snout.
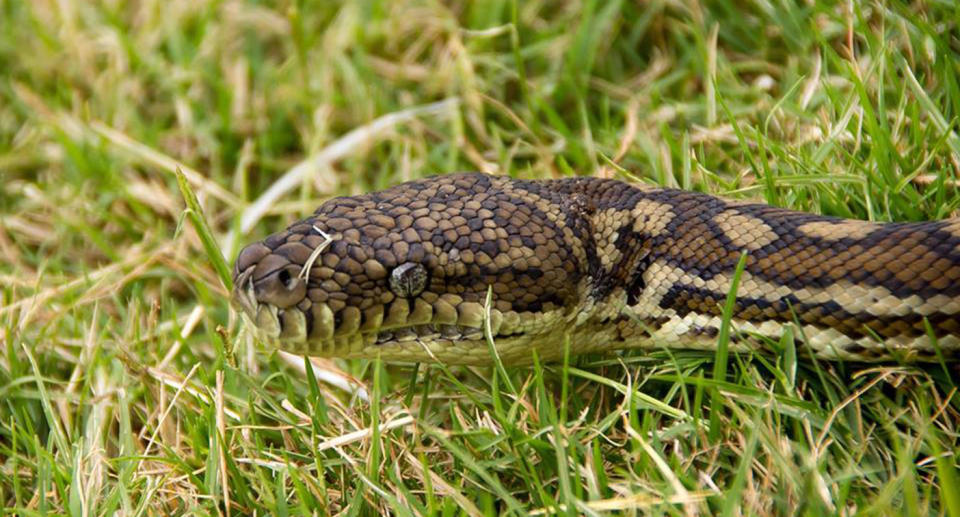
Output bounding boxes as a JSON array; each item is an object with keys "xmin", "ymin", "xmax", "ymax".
[
  {"xmin": 252, "ymin": 264, "xmax": 307, "ymax": 309},
  {"xmin": 234, "ymin": 242, "xmax": 271, "ymax": 276},
  {"xmin": 231, "ymin": 241, "xmax": 310, "ymax": 310}
]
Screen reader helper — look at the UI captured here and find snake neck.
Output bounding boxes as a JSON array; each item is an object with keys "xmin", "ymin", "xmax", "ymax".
[{"xmin": 552, "ymin": 178, "xmax": 960, "ymax": 361}]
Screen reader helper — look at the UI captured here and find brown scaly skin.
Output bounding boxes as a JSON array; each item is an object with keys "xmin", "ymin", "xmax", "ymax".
[{"xmin": 231, "ymin": 173, "xmax": 960, "ymax": 365}]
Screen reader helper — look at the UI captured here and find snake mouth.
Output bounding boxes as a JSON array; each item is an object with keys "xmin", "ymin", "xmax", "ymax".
[
  {"xmin": 231, "ymin": 265, "xmax": 504, "ymax": 356},
  {"xmin": 373, "ymin": 324, "xmax": 486, "ymax": 344}
]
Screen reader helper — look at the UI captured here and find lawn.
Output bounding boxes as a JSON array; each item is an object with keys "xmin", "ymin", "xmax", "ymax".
[{"xmin": 2, "ymin": 1, "xmax": 960, "ymax": 515}]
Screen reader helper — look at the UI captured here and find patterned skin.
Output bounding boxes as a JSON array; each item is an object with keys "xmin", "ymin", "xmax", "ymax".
[{"xmin": 231, "ymin": 173, "xmax": 960, "ymax": 364}]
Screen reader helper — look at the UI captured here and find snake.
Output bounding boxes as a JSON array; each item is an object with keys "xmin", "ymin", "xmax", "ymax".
[{"xmin": 231, "ymin": 173, "xmax": 960, "ymax": 365}]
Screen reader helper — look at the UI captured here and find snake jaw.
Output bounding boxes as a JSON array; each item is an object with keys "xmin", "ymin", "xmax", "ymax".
[
  {"xmin": 255, "ymin": 304, "xmax": 281, "ymax": 337},
  {"xmin": 232, "ymin": 261, "xmax": 505, "ymax": 357}
]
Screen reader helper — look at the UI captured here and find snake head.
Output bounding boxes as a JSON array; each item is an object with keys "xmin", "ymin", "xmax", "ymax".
[{"xmin": 231, "ymin": 173, "xmax": 594, "ymax": 364}]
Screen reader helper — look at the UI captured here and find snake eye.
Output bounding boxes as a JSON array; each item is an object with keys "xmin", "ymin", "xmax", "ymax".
[{"xmin": 389, "ymin": 262, "xmax": 427, "ymax": 298}]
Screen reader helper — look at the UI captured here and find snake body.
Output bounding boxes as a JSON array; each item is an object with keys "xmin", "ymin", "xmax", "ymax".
[{"xmin": 232, "ymin": 173, "xmax": 960, "ymax": 364}]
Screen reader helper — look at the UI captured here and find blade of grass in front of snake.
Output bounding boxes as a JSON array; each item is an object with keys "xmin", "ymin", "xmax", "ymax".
[
  {"xmin": 709, "ymin": 250, "xmax": 748, "ymax": 441},
  {"xmin": 647, "ymin": 373, "xmax": 822, "ymax": 420},
  {"xmin": 484, "ymin": 285, "xmax": 517, "ymax": 399},
  {"xmin": 175, "ymin": 168, "xmax": 233, "ymax": 291},
  {"xmin": 928, "ymin": 404, "xmax": 960, "ymax": 517},
  {"xmin": 403, "ymin": 362, "xmax": 420, "ymax": 408},
  {"xmin": 419, "ymin": 422, "xmax": 526, "ymax": 516},
  {"xmin": 923, "ymin": 318, "xmax": 954, "ymax": 388},
  {"xmin": 531, "ymin": 349, "xmax": 578, "ymax": 516},
  {"xmin": 567, "ymin": 367, "xmax": 689, "ymax": 421},
  {"xmin": 366, "ymin": 359, "xmax": 383, "ymax": 489},
  {"xmin": 559, "ymin": 334, "xmax": 572, "ymax": 427},
  {"xmin": 415, "ymin": 364, "xmax": 433, "ymax": 423},
  {"xmin": 299, "ymin": 356, "xmax": 331, "ymax": 426},
  {"xmin": 719, "ymin": 423, "xmax": 760, "ymax": 517},
  {"xmin": 784, "ymin": 298, "xmax": 841, "ymax": 410},
  {"xmin": 781, "ymin": 324, "xmax": 798, "ymax": 392}
]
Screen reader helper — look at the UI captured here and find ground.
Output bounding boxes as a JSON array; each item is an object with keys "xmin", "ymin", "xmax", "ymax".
[{"xmin": 1, "ymin": 1, "xmax": 960, "ymax": 515}]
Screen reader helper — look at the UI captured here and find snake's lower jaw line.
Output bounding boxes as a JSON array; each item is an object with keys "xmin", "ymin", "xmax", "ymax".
[
  {"xmin": 283, "ymin": 323, "xmax": 494, "ymax": 355},
  {"xmin": 234, "ymin": 302, "xmax": 499, "ymax": 359},
  {"xmin": 254, "ymin": 305, "xmax": 280, "ymax": 337},
  {"xmin": 375, "ymin": 323, "xmax": 487, "ymax": 344}
]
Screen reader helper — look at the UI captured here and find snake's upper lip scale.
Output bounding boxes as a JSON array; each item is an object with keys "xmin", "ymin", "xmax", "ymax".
[{"xmin": 232, "ymin": 264, "xmax": 494, "ymax": 347}]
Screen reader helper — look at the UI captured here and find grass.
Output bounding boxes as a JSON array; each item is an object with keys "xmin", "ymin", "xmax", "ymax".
[{"xmin": 1, "ymin": 0, "xmax": 959, "ymax": 515}]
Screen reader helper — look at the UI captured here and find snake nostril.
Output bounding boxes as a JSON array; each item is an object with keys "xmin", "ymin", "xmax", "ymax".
[{"xmin": 254, "ymin": 265, "xmax": 307, "ymax": 309}]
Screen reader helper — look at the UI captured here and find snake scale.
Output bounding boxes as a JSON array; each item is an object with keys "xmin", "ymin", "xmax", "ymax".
[{"xmin": 231, "ymin": 173, "xmax": 960, "ymax": 365}]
